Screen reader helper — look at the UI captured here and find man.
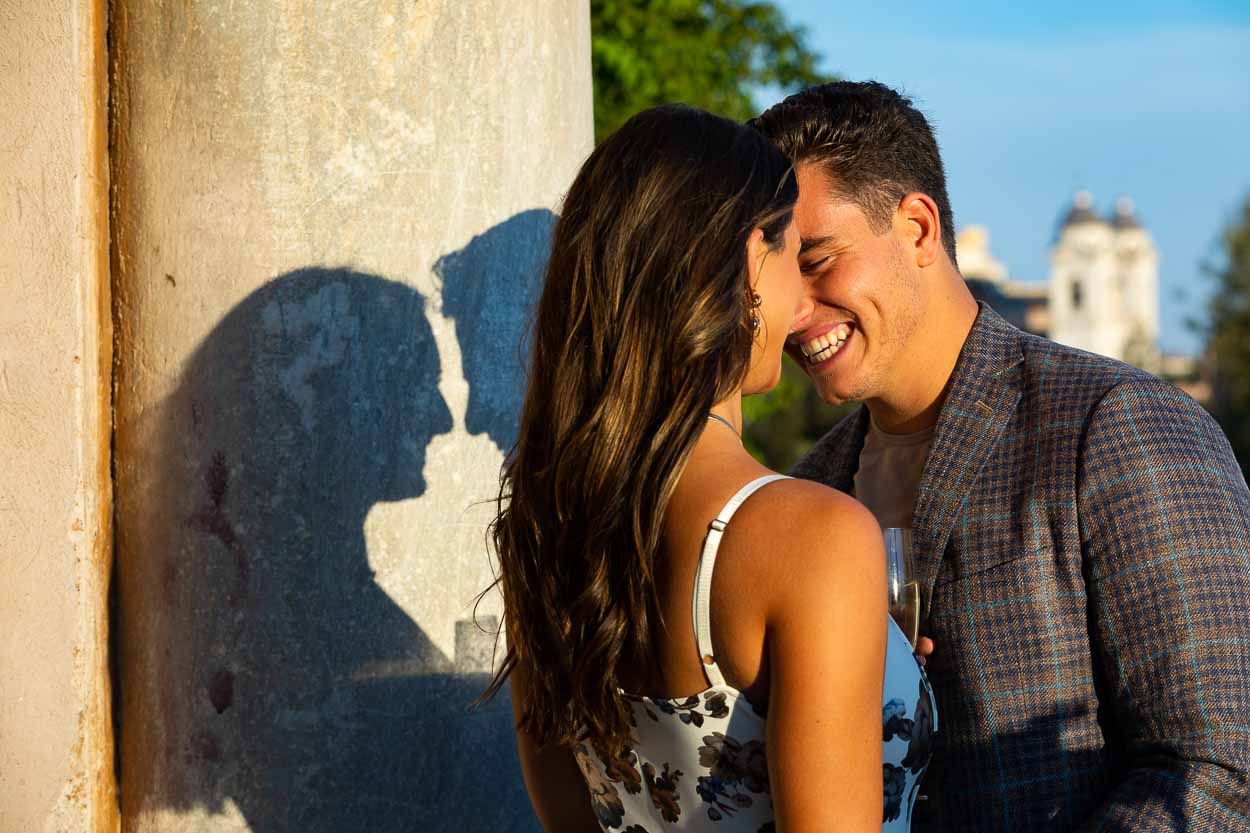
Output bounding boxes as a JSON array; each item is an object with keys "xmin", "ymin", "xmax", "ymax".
[{"xmin": 752, "ymin": 81, "xmax": 1250, "ymax": 831}]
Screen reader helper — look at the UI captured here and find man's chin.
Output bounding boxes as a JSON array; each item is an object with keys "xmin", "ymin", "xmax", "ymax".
[{"xmin": 808, "ymin": 373, "xmax": 863, "ymax": 407}]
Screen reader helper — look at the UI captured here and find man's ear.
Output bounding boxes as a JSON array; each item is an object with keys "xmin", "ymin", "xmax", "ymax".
[
  {"xmin": 745, "ymin": 227, "xmax": 768, "ymax": 288},
  {"xmin": 896, "ymin": 192, "xmax": 943, "ymax": 268}
]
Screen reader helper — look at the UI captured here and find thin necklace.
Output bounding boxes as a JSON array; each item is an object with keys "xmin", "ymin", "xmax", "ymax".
[{"xmin": 706, "ymin": 412, "xmax": 741, "ymax": 439}]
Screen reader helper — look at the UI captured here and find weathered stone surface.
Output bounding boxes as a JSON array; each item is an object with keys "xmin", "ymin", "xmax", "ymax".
[
  {"xmin": 110, "ymin": 2, "xmax": 592, "ymax": 831},
  {"xmin": 0, "ymin": 1, "xmax": 116, "ymax": 831}
]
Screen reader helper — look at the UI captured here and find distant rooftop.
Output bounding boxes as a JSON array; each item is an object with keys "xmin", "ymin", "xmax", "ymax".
[
  {"xmin": 1110, "ymin": 195, "xmax": 1141, "ymax": 230},
  {"xmin": 955, "ymin": 225, "xmax": 1007, "ymax": 282},
  {"xmin": 1057, "ymin": 191, "xmax": 1146, "ymax": 237},
  {"xmin": 1060, "ymin": 190, "xmax": 1102, "ymax": 229}
]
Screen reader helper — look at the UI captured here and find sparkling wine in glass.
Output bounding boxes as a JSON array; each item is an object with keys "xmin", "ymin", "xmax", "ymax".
[{"xmin": 884, "ymin": 527, "xmax": 920, "ymax": 647}]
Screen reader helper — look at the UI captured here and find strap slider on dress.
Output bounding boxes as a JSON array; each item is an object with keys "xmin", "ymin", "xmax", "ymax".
[{"xmin": 709, "ymin": 519, "xmax": 727, "ymax": 532}]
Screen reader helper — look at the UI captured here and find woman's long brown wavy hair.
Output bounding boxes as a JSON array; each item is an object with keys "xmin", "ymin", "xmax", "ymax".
[{"xmin": 484, "ymin": 104, "xmax": 798, "ymax": 757}]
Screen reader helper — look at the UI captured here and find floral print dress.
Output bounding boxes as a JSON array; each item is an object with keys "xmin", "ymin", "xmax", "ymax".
[{"xmin": 578, "ymin": 476, "xmax": 937, "ymax": 832}]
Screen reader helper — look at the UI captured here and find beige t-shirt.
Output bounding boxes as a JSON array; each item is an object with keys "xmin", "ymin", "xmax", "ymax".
[{"xmin": 853, "ymin": 417, "xmax": 935, "ymax": 529}]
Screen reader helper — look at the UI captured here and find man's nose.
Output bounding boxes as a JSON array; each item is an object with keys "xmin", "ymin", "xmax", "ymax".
[{"xmin": 791, "ymin": 293, "xmax": 817, "ymax": 334}]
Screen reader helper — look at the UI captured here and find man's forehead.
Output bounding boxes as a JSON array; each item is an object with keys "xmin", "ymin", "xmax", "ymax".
[
  {"xmin": 795, "ymin": 159, "xmax": 874, "ymax": 204},
  {"xmin": 795, "ymin": 177, "xmax": 871, "ymax": 239},
  {"xmin": 795, "ymin": 160, "xmax": 852, "ymax": 197}
]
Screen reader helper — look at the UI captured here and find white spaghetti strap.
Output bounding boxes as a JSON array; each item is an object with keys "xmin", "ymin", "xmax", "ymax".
[{"xmin": 692, "ymin": 474, "xmax": 791, "ymax": 688}]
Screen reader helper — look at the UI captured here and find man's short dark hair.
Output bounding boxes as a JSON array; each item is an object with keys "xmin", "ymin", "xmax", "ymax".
[{"xmin": 751, "ymin": 80, "xmax": 958, "ymax": 266}]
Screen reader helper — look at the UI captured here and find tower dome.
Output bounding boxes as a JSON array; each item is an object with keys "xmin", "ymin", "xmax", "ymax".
[
  {"xmin": 1110, "ymin": 195, "xmax": 1141, "ymax": 230},
  {"xmin": 1059, "ymin": 190, "xmax": 1102, "ymax": 229}
]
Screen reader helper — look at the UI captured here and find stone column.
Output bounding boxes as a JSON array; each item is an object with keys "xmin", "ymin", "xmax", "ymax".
[
  {"xmin": 110, "ymin": 2, "xmax": 592, "ymax": 831},
  {"xmin": 0, "ymin": 1, "xmax": 116, "ymax": 831}
]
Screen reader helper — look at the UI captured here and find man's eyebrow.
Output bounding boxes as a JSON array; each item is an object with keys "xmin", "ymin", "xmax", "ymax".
[{"xmin": 799, "ymin": 236, "xmax": 837, "ymax": 256}]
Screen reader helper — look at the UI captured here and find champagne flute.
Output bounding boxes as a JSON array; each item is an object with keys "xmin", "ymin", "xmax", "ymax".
[{"xmin": 884, "ymin": 527, "xmax": 920, "ymax": 647}]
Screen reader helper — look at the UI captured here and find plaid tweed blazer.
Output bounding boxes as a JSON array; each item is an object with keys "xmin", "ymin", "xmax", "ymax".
[{"xmin": 791, "ymin": 304, "xmax": 1250, "ymax": 832}]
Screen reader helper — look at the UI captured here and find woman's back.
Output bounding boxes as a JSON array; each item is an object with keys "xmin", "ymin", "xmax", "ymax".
[{"xmin": 583, "ymin": 451, "xmax": 936, "ymax": 831}]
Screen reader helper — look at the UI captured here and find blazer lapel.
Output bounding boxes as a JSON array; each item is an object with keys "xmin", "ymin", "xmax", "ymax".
[{"xmin": 912, "ymin": 305, "xmax": 1023, "ymax": 621}]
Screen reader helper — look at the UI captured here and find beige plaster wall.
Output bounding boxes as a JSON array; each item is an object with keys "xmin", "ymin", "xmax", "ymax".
[
  {"xmin": 0, "ymin": 1, "xmax": 116, "ymax": 832},
  {"xmin": 110, "ymin": 2, "xmax": 592, "ymax": 830}
]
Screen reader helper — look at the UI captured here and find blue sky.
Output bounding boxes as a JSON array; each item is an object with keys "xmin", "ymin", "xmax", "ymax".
[{"xmin": 769, "ymin": 1, "xmax": 1250, "ymax": 354}]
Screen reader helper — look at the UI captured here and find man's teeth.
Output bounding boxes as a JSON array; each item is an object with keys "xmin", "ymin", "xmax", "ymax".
[
  {"xmin": 806, "ymin": 340, "xmax": 843, "ymax": 364},
  {"xmin": 799, "ymin": 324, "xmax": 852, "ymax": 363}
]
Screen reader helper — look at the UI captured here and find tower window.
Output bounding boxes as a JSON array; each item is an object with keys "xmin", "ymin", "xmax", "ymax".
[{"xmin": 1072, "ymin": 280, "xmax": 1083, "ymax": 309}]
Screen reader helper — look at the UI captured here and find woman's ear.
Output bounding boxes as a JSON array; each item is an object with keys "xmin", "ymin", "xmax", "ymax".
[{"xmin": 745, "ymin": 227, "xmax": 768, "ymax": 288}]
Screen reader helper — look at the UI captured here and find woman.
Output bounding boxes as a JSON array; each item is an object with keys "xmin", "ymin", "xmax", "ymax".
[{"xmin": 485, "ymin": 104, "xmax": 935, "ymax": 832}]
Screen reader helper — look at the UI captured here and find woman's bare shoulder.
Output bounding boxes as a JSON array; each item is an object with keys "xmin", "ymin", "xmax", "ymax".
[
  {"xmin": 742, "ymin": 477, "xmax": 880, "ymax": 546},
  {"xmin": 723, "ymin": 477, "xmax": 884, "ymax": 594}
]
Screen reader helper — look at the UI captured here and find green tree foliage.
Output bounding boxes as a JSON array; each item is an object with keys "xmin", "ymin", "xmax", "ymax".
[
  {"xmin": 591, "ymin": 1, "xmax": 842, "ymax": 470},
  {"xmin": 1206, "ymin": 194, "xmax": 1250, "ymax": 480},
  {"xmin": 743, "ymin": 360, "xmax": 857, "ymax": 471},
  {"xmin": 591, "ymin": 0, "xmax": 831, "ymax": 141}
]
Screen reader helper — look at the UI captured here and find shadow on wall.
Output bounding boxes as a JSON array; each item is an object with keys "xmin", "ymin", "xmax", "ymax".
[
  {"xmin": 129, "ymin": 247, "xmax": 550, "ymax": 832},
  {"xmin": 436, "ymin": 208, "xmax": 556, "ymax": 455}
]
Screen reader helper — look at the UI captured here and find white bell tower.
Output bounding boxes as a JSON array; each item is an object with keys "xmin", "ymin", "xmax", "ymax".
[
  {"xmin": 1049, "ymin": 192, "xmax": 1122, "ymax": 359},
  {"xmin": 1047, "ymin": 192, "xmax": 1159, "ymax": 369}
]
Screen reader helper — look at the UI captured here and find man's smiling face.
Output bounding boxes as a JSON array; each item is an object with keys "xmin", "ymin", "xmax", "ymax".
[{"xmin": 786, "ymin": 163, "xmax": 926, "ymax": 406}]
